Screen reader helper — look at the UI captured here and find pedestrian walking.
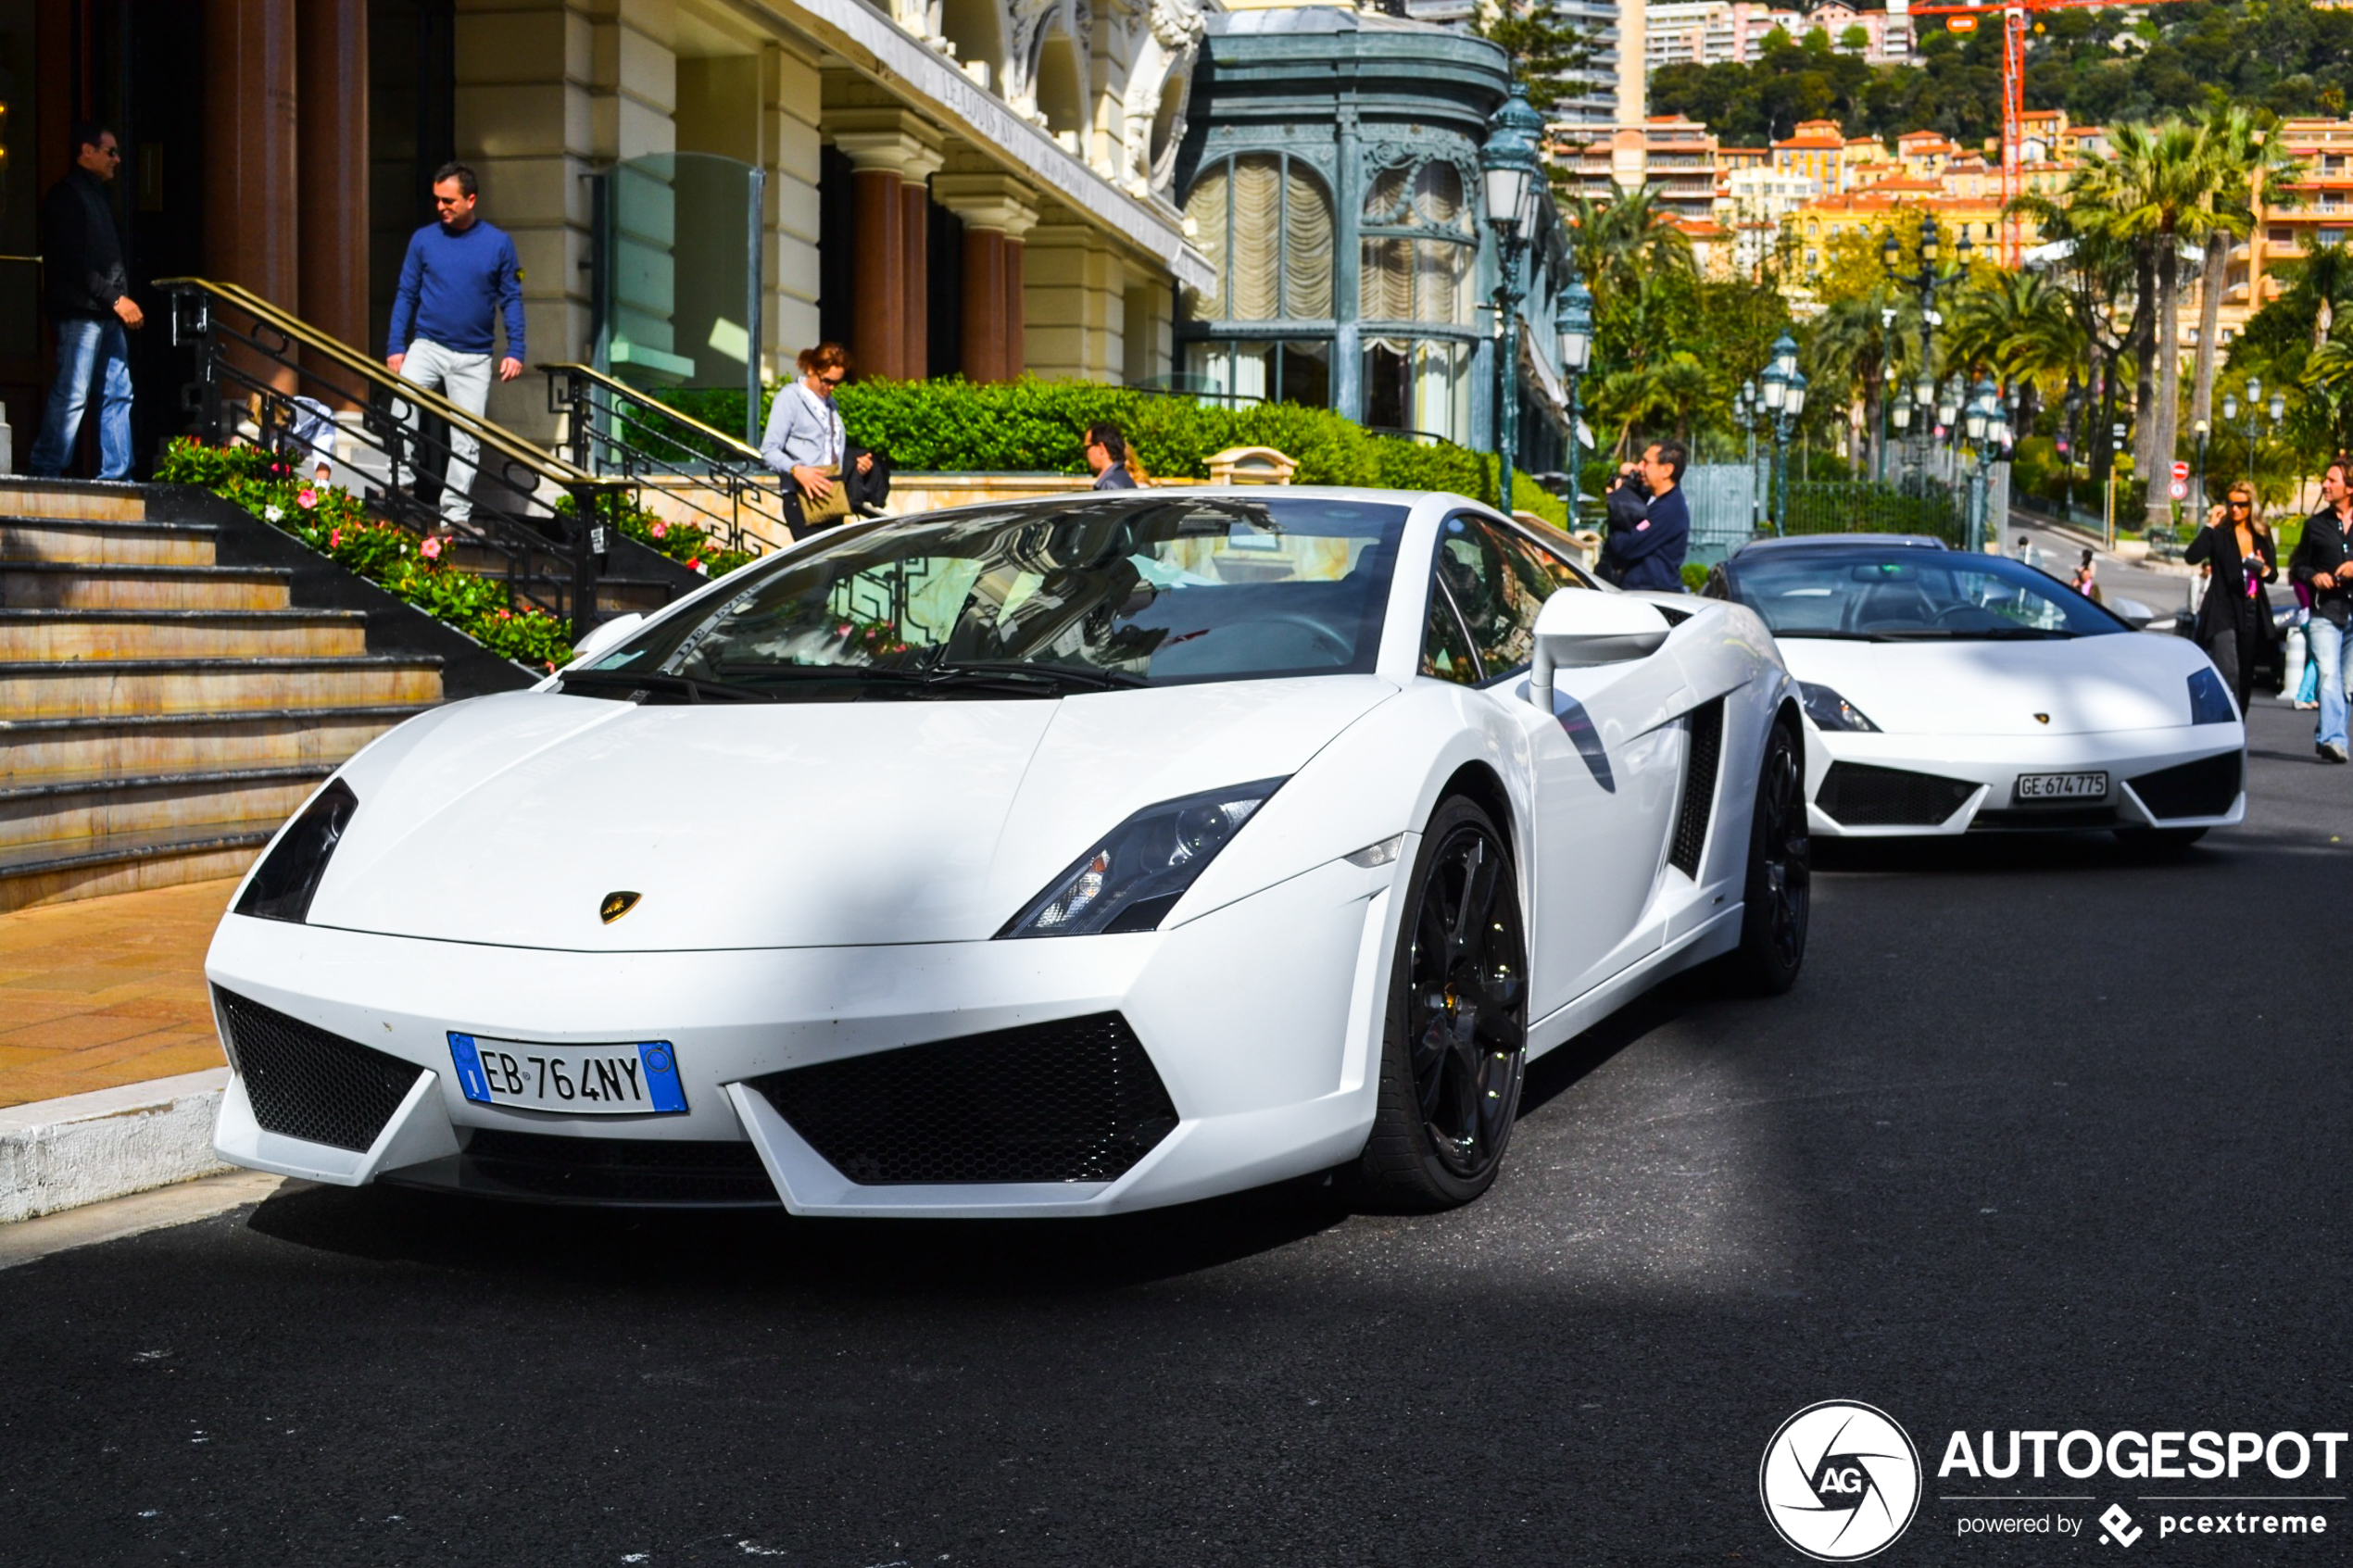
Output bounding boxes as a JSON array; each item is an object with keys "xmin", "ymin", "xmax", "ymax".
[
  {"xmin": 2186, "ymin": 482, "xmax": 2278, "ymax": 718},
  {"xmin": 1599, "ymin": 440, "xmax": 1691, "ymax": 592},
  {"xmin": 2014, "ymin": 534, "xmax": 2043, "ymax": 572},
  {"xmin": 29, "ymin": 121, "xmax": 141, "ymax": 481},
  {"xmin": 2070, "ymin": 548, "xmax": 2098, "ymax": 598},
  {"xmin": 1085, "ymin": 422, "xmax": 1139, "ymax": 489},
  {"xmin": 2289, "ymin": 460, "xmax": 2353, "ymax": 762},
  {"xmin": 760, "ymin": 343, "xmax": 875, "ymax": 540},
  {"xmin": 385, "ymin": 161, "xmax": 524, "ymax": 530}
]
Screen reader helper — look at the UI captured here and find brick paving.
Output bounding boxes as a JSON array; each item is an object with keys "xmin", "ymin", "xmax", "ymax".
[{"xmin": 0, "ymin": 878, "xmax": 233, "ymax": 1110}]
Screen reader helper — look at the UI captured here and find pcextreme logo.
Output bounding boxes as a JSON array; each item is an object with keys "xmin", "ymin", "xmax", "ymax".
[{"xmin": 1760, "ymin": 1400, "xmax": 1925, "ymax": 1562}]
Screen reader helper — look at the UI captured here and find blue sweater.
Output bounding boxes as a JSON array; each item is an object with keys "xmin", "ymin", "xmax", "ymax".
[
  {"xmin": 386, "ymin": 219, "xmax": 526, "ymax": 360},
  {"xmin": 1602, "ymin": 483, "xmax": 1690, "ymax": 593}
]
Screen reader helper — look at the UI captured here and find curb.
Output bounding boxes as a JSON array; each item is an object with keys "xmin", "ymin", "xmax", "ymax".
[{"xmin": 0, "ymin": 1069, "xmax": 232, "ymax": 1224}]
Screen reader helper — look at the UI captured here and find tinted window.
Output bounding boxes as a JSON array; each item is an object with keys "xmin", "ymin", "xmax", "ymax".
[
  {"xmin": 571, "ymin": 495, "xmax": 1410, "ymax": 700},
  {"xmin": 1724, "ymin": 548, "xmax": 2131, "ymax": 639},
  {"xmin": 1434, "ymin": 514, "xmax": 1585, "ymax": 680},
  {"xmin": 1421, "ymin": 585, "xmax": 1480, "ymax": 684}
]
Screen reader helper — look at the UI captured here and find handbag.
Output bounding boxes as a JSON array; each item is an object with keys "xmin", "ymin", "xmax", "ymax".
[{"xmin": 799, "ymin": 463, "xmax": 850, "ymax": 527}]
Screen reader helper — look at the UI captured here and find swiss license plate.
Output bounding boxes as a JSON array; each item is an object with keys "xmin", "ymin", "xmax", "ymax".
[
  {"xmin": 2014, "ymin": 771, "xmax": 2108, "ymax": 802},
  {"xmin": 447, "ymin": 1034, "xmax": 687, "ymax": 1115}
]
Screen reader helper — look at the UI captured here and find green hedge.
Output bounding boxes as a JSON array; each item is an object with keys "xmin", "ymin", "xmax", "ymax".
[{"xmin": 651, "ymin": 378, "xmax": 1567, "ymax": 528}]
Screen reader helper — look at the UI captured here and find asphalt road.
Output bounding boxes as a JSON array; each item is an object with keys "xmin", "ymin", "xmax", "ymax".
[{"xmin": 5, "ymin": 702, "xmax": 2349, "ymax": 1567}]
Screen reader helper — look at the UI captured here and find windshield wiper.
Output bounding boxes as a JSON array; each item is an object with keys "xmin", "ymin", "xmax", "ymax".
[
  {"xmin": 1869, "ymin": 627, "xmax": 2075, "ymax": 641},
  {"xmin": 558, "ymin": 670, "xmax": 774, "ymax": 703},
  {"xmin": 1770, "ymin": 629, "xmax": 1881, "ymax": 640},
  {"xmin": 926, "ymin": 659, "xmax": 1147, "ymax": 691}
]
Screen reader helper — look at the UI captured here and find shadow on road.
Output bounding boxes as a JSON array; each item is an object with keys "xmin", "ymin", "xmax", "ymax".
[{"xmin": 243, "ymin": 1166, "xmax": 1351, "ymax": 1298}]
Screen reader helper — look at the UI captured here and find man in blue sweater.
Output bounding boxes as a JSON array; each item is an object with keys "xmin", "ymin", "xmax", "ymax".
[
  {"xmin": 386, "ymin": 161, "xmax": 525, "ymax": 529},
  {"xmin": 1600, "ymin": 440, "xmax": 1692, "ymax": 593}
]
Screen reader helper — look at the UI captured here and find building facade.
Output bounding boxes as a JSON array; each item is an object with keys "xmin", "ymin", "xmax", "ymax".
[
  {"xmin": 1177, "ymin": 3, "xmax": 1575, "ymax": 463},
  {"xmin": 5, "ymin": 0, "xmax": 1217, "ymax": 462}
]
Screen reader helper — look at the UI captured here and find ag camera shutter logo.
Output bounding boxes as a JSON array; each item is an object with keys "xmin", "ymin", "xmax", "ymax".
[{"xmin": 1760, "ymin": 1400, "xmax": 1923, "ymax": 1561}]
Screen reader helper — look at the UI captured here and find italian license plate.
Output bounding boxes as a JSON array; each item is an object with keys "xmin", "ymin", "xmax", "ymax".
[
  {"xmin": 447, "ymin": 1033, "xmax": 687, "ymax": 1115},
  {"xmin": 2014, "ymin": 771, "xmax": 2108, "ymax": 802}
]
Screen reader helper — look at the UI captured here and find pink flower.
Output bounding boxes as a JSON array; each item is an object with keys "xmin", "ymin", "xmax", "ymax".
[
  {"xmin": 422, "ymin": 536, "xmax": 444, "ymax": 561},
  {"xmin": 297, "ymin": 487, "xmax": 319, "ymax": 509},
  {"xmin": 329, "ymin": 529, "xmax": 341, "ymax": 549},
  {"xmin": 650, "ymin": 521, "xmax": 667, "ymax": 539}
]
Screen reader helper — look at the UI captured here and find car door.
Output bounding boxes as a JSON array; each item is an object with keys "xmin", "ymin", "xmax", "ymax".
[{"xmin": 1428, "ymin": 513, "xmax": 1692, "ymax": 1016}]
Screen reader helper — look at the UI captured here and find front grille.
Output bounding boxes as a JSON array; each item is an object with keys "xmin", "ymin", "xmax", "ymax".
[
  {"xmin": 215, "ymin": 987, "xmax": 422, "ymax": 1152},
  {"xmin": 1971, "ymin": 806, "xmax": 2120, "ymax": 832},
  {"xmin": 2129, "ymin": 750, "xmax": 2243, "ymax": 820},
  {"xmin": 749, "ymin": 1013, "xmax": 1178, "ymax": 1185},
  {"xmin": 1816, "ymin": 762, "xmax": 1978, "ymax": 828},
  {"xmin": 386, "ymin": 1128, "xmax": 780, "ymax": 1206},
  {"xmin": 1668, "ymin": 697, "xmax": 1725, "ymax": 876}
]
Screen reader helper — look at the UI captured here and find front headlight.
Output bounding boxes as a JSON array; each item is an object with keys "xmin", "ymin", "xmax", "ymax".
[
  {"xmin": 999, "ymin": 777, "xmax": 1287, "ymax": 937},
  {"xmin": 1798, "ymin": 681, "xmax": 1881, "ymax": 733},
  {"xmin": 235, "ymin": 779, "xmax": 358, "ymax": 923},
  {"xmin": 2187, "ymin": 666, "xmax": 2237, "ymax": 724}
]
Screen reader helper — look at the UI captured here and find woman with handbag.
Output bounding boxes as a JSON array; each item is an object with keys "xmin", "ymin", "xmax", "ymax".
[
  {"xmin": 759, "ymin": 343, "xmax": 874, "ymax": 540},
  {"xmin": 2183, "ymin": 482, "xmax": 2279, "ymax": 713}
]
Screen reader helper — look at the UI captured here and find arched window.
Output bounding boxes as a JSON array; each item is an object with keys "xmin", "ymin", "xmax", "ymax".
[
  {"xmin": 1359, "ymin": 157, "xmax": 1477, "ymax": 443},
  {"xmin": 1180, "ymin": 153, "xmax": 1334, "ymax": 406}
]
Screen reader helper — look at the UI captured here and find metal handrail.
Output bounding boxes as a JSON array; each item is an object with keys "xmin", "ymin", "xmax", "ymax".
[
  {"xmin": 537, "ymin": 360, "xmax": 763, "ymax": 462},
  {"xmin": 157, "ymin": 276, "xmax": 645, "ymax": 635},
  {"xmin": 160, "ymin": 276, "xmax": 616, "ymax": 492}
]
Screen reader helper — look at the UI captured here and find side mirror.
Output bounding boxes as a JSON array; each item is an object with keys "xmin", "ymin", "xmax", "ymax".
[
  {"xmin": 569, "ymin": 611, "xmax": 647, "ymax": 666},
  {"xmin": 1528, "ymin": 590, "xmax": 1670, "ymax": 710}
]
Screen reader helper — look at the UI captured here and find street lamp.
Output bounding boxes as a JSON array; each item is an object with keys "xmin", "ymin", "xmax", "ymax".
[
  {"xmin": 1877, "ymin": 307, "xmax": 1897, "ymax": 482},
  {"xmin": 1736, "ymin": 377, "xmax": 1765, "ymax": 533},
  {"xmin": 1883, "ymin": 214, "xmax": 1964, "ymax": 483},
  {"xmin": 1963, "ymin": 375, "xmax": 1997, "ymax": 552},
  {"xmin": 1478, "ymin": 82, "xmax": 1545, "ymax": 517},
  {"xmin": 1554, "ymin": 268, "xmax": 1592, "ymax": 522},
  {"xmin": 1761, "ymin": 331, "xmax": 1806, "ymax": 534}
]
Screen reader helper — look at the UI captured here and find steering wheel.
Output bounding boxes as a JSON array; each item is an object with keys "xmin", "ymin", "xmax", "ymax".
[
  {"xmin": 1931, "ymin": 603, "xmax": 1994, "ymax": 627},
  {"xmin": 1228, "ymin": 613, "xmax": 1353, "ymax": 662}
]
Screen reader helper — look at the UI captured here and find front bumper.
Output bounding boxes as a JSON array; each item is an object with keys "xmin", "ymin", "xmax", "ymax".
[
  {"xmin": 205, "ymin": 853, "xmax": 1402, "ymax": 1217},
  {"xmin": 1802, "ymin": 723, "xmax": 2246, "ymax": 837}
]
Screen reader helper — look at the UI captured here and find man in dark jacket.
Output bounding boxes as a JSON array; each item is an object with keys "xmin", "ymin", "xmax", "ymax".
[
  {"xmin": 1599, "ymin": 441, "xmax": 1691, "ymax": 593},
  {"xmin": 30, "ymin": 122, "xmax": 141, "ymax": 480},
  {"xmin": 2290, "ymin": 458, "xmax": 2353, "ymax": 762}
]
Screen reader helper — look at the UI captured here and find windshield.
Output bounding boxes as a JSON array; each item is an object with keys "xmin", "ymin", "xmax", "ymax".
[
  {"xmin": 566, "ymin": 495, "xmax": 1410, "ymax": 702},
  {"xmin": 1722, "ymin": 548, "xmax": 2131, "ymax": 640}
]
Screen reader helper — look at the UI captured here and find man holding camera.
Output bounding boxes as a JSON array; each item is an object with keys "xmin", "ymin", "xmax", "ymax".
[{"xmin": 1599, "ymin": 441, "xmax": 1691, "ymax": 593}]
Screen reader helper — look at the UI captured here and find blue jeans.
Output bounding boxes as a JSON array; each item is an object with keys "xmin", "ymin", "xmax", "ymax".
[
  {"xmin": 30, "ymin": 316, "xmax": 134, "ymax": 480},
  {"xmin": 2311, "ymin": 616, "xmax": 2351, "ymax": 752}
]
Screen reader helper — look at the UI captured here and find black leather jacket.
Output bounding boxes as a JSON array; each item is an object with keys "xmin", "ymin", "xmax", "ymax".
[
  {"xmin": 41, "ymin": 168, "xmax": 129, "ymax": 320},
  {"xmin": 2291, "ymin": 506, "xmax": 2353, "ymax": 628}
]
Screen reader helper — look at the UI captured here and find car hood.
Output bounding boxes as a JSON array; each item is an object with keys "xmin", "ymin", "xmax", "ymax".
[
  {"xmin": 299, "ymin": 678, "xmax": 1396, "ymax": 950},
  {"xmin": 1777, "ymin": 633, "xmax": 2205, "ymax": 736}
]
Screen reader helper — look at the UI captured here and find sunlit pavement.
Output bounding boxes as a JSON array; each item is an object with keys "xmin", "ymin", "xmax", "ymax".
[{"xmin": 2, "ymin": 703, "xmax": 2347, "ymax": 1564}]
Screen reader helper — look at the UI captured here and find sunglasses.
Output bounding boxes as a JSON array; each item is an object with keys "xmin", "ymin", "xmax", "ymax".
[{"xmin": 2229, "ymin": 500, "xmax": 2252, "ymax": 509}]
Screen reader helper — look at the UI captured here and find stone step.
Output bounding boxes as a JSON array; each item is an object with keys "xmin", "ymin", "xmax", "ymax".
[
  {"xmin": 0, "ymin": 763, "xmax": 333, "ymax": 855},
  {"xmin": 0, "ymin": 825, "xmax": 270, "ymax": 915},
  {"xmin": 0, "ymin": 656, "xmax": 444, "ymax": 720},
  {"xmin": 0, "ymin": 608, "xmax": 370, "ymax": 661},
  {"xmin": 0, "ymin": 518, "xmax": 218, "ymax": 568},
  {"xmin": 0, "ymin": 706, "xmax": 430, "ymax": 784},
  {"xmin": 0, "ymin": 561, "xmax": 292, "ymax": 612},
  {"xmin": 0, "ymin": 483, "xmax": 145, "ymax": 522}
]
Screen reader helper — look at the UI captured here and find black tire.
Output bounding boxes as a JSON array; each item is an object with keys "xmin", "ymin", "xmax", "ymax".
[
  {"xmin": 1349, "ymin": 797, "xmax": 1529, "ymax": 1212},
  {"xmin": 2114, "ymin": 825, "xmax": 2208, "ymax": 856},
  {"xmin": 1729, "ymin": 717, "xmax": 1810, "ymax": 995}
]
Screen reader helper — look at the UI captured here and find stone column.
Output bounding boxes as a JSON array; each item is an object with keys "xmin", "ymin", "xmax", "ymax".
[
  {"xmin": 831, "ymin": 109, "xmax": 943, "ymax": 381},
  {"xmin": 1022, "ymin": 212, "xmax": 1126, "ymax": 382},
  {"xmin": 205, "ymin": 0, "xmax": 300, "ymax": 390},
  {"xmin": 932, "ymin": 173, "xmax": 1038, "ymax": 383},
  {"xmin": 297, "ymin": 0, "xmax": 369, "ymax": 394}
]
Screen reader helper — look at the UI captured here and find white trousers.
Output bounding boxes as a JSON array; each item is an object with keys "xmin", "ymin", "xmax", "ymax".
[{"xmin": 396, "ymin": 337, "xmax": 494, "ymax": 525}]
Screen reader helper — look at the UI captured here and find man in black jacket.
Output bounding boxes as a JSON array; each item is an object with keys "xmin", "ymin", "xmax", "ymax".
[
  {"xmin": 30, "ymin": 122, "xmax": 142, "ymax": 480},
  {"xmin": 2290, "ymin": 459, "xmax": 2353, "ymax": 762}
]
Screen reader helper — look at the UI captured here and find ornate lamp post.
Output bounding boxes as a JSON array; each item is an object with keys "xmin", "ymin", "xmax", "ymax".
[
  {"xmin": 1878, "ymin": 307, "xmax": 1896, "ymax": 482},
  {"xmin": 1963, "ymin": 376, "xmax": 1995, "ymax": 552},
  {"xmin": 1883, "ymin": 215, "xmax": 1969, "ymax": 479},
  {"xmin": 1554, "ymin": 269, "xmax": 1592, "ymax": 521},
  {"xmin": 1762, "ymin": 331, "xmax": 1805, "ymax": 533},
  {"xmin": 1736, "ymin": 377, "xmax": 1764, "ymax": 533},
  {"xmin": 1478, "ymin": 82, "xmax": 1545, "ymax": 517}
]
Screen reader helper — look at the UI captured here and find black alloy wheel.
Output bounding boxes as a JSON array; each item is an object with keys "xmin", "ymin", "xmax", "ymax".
[
  {"xmin": 1351, "ymin": 797, "xmax": 1529, "ymax": 1210},
  {"xmin": 1731, "ymin": 717, "xmax": 1810, "ymax": 995}
]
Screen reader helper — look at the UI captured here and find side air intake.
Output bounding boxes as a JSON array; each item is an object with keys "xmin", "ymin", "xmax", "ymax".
[
  {"xmin": 1667, "ymin": 698, "xmax": 1725, "ymax": 876},
  {"xmin": 214, "ymin": 987, "xmax": 422, "ymax": 1152}
]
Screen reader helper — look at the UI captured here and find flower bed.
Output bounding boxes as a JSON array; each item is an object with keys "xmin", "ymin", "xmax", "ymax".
[
  {"xmin": 156, "ymin": 438, "xmax": 578, "ymax": 668},
  {"xmin": 554, "ymin": 493, "xmax": 758, "ymax": 580}
]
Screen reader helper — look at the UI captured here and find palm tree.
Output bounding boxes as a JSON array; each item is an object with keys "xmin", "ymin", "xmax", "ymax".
[
  {"xmin": 2187, "ymin": 108, "xmax": 2299, "ymax": 445},
  {"xmin": 1566, "ymin": 186, "xmax": 1696, "ymax": 307},
  {"xmin": 1944, "ymin": 269, "xmax": 2082, "ymax": 435},
  {"xmin": 1807, "ymin": 292, "xmax": 1897, "ymax": 479}
]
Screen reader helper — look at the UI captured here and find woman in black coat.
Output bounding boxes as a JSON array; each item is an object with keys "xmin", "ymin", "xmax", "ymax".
[{"xmin": 2184, "ymin": 483, "xmax": 2279, "ymax": 712}]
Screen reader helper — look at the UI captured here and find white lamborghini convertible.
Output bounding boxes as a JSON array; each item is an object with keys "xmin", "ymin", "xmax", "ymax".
[
  {"xmin": 207, "ymin": 488, "xmax": 1806, "ymax": 1216},
  {"xmin": 1706, "ymin": 535, "xmax": 2246, "ymax": 846}
]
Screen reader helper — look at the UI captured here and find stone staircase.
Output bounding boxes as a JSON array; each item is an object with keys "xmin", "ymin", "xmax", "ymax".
[{"xmin": 0, "ymin": 483, "xmax": 443, "ymax": 913}]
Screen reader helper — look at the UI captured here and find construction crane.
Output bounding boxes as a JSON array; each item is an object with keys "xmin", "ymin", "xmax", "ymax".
[{"xmin": 1905, "ymin": 0, "xmax": 2197, "ymax": 264}]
